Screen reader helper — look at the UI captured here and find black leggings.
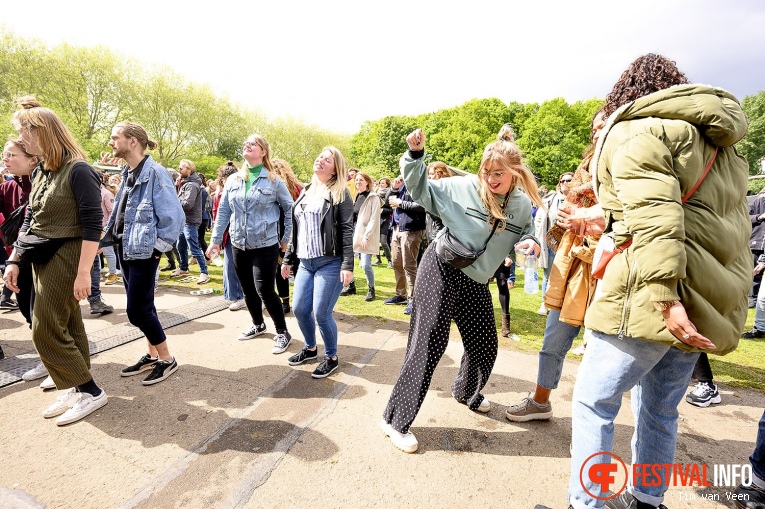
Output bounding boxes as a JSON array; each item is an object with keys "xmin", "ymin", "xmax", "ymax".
[
  {"xmin": 232, "ymin": 243, "xmax": 287, "ymax": 331},
  {"xmin": 383, "ymin": 244, "xmax": 497, "ymax": 433}
]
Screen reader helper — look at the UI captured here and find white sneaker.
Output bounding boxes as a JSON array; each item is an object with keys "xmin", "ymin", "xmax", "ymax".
[
  {"xmin": 42, "ymin": 388, "xmax": 80, "ymax": 418},
  {"xmin": 228, "ymin": 299, "xmax": 247, "ymax": 311},
  {"xmin": 196, "ymin": 273, "xmax": 210, "ymax": 284},
  {"xmin": 40, "ymin": 375, "xmax": 56, "ymax": 390},
  {"xmin": 571, "ymin": 344, "xmax": 587, "ymax": 356},
  {"xmin": 476, "ymin": 397, "xmax": 491, "ymax": 413},
  {"xmin": 380, "ymin": 419, "xmax": 418, "ymax": 453},
  {"xmin": 22, "ymin": 362, "xmax": 48, "ymax": 381},
  {"xmin": 55, "ymin": 390, "xmax": 108, "ymax": 426},
  {"xmin": 537, "ymin": 303, "xmax": 548, "ymax": 316}
]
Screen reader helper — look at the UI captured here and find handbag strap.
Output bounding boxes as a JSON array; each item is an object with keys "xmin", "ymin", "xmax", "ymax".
[
  {"xmin": 681, "ymin": 147, "xmax": 718, "ymax": 204},
  {"xmin": 482, "ymin": 192, "xmax": 512, "ymax": 249}
]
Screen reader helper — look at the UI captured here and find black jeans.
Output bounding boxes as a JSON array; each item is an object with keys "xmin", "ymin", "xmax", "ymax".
[
  {"xmin": 232, "ymin": 243, "xmax": 287, "ymax": 331},
  {"xmin": 118, "ymin": 246, "xmax": 165, "ymax": 346},
  {"xmin": 692, "ymin": 353, "xmax": 714, "ymax": 384}
]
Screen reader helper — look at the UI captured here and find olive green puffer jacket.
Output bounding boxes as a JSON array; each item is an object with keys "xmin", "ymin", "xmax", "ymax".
[{"xmin": 585, "ymin": 84, "xmax": 750, "ymax": 355}]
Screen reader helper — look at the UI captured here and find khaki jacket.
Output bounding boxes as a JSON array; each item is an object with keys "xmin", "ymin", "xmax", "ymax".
[
  {"xmin": 545, "ymin": 232, "xmax": 598, "ymax": 326},
  {"xmin": 585, "ymin": 85, "xmax": 751, "ymax": 355}
]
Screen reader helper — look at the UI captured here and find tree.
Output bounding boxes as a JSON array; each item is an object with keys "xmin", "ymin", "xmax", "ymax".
[{"xmin": 740, "ymin": 91, "xmax": 765, "ymax": 175}]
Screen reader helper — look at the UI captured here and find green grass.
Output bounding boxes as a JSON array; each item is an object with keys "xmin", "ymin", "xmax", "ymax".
[{"xmin": 160, "ymin": 234, "xmax": 765, "ymax": 392}]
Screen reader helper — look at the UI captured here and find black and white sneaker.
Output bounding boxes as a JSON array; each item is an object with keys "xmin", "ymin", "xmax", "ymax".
[
  {"xmin": 0, "ymin": 299, "xmax": 19, "ymax": 310},
  {"xmin": 288, "ymin": 347, "xmax": 318, "ymax": 366},
  {"xmin": 311, "ymin": 356, "xmax": 339, "ymax": 378},
  {"xmin": 238, "ymin": 323, "xmax": 266, "ymax": 340},
  {"xmin": 121, "ymin": 354, "xmax": 158, "ymax": 377},
  {"xmin": 142, "ymin": 358, "xmax": 178, "ymax": 386},
  {"xmin": 272, "ymin": 331, "xmax": 292, "ymax": 354},
  {"xmin": 686, "ymin": 382, "xmax": 721, "ymax": 407}
]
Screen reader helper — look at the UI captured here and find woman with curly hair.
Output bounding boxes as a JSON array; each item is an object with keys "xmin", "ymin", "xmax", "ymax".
[
  {"xmin": 381, "ymin": 128, "xmax": 541, "ymax": 453},
  {"xmin": 567, "ymin": 54, "xmax": 750, "ymax": 509}
]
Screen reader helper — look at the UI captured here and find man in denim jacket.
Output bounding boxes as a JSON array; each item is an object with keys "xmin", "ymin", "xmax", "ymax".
[{"xmin": 105, "ymin": 122, "xmax": 185, "ymax": 386}]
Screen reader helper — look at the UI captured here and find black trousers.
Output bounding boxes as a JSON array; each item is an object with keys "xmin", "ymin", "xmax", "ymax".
[
  {"xmin": 692, "ymin": 352, "xmax": 714, "ymax": 384},
  {"xmin": 383, "ymin": 244, "xmax": 498, "ymax": 433},
  {"xmin": 232, "ymin": 243, "xmax": 287, "ymax": 331},
  {"xmin": 118, "ymin": 247, "xmax": 165, "ymax": 346}
]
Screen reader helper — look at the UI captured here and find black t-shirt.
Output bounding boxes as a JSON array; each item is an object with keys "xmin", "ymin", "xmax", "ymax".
[{"xmin": 114, "ymin": 155, "xmax": 148, "ymax": 240}]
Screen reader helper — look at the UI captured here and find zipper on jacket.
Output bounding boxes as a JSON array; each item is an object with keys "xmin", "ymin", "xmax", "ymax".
[{"xmin": 617, "ymin": 260, "xmax": 638, "ymax": 340}]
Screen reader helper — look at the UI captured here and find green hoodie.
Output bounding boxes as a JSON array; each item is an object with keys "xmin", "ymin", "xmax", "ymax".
[{"xmin": 586, "ymin": 85, "xmax": 750, "ymax": 355}]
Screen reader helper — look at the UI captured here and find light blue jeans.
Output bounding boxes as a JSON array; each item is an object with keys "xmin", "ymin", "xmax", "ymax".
[
  {"xmin": 537, "ymin": 308, "xmax": 581, "ymax": 389},
  {"xmin": 542, "ymin": 246, "xmax": 554, "ymax": 295},
  {"xmin": 292, "ymin": 256, "xmax": 343, "ymax": 358},
  {"xmin": 102, "ymin": 245, "xmax": 117, "ymax": 275},
  {"xmin": 360, "ymin": 253, "xmax": 374, "ymax": 288},
  {"xmin": 754, "ymin": 276, "xmax": 765, "ymax": 330},
  {"xmin": 223, "ymin": 240, "xmax": 244, "ymax": 301},
  {"xmin": 178, "ymin": 224, "xmax": 208, "ymax": 274},
  {"xmin": 568, "ymin": 331, "xmax": 700, "ymax": 509}
]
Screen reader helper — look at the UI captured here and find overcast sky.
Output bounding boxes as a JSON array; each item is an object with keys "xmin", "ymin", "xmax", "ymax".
[{"xmin": 8, "ymin": 0, "xmax": 765, "ymax": 133}]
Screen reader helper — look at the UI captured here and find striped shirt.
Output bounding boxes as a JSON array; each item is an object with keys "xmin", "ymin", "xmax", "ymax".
[{"xmin": 296, "ymin": 192, "xmax": 325, "ymax": 259}]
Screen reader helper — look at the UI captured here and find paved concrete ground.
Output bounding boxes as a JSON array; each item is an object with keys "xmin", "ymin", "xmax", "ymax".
[{"xmin": 0, "ymin": 284, "xmax": 762, "ymax": 509}]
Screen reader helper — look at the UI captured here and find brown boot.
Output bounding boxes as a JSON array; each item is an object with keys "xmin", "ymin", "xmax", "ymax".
[{"xmin": 501, "ymin": 313, "xmax": 511, "ymax": 337}]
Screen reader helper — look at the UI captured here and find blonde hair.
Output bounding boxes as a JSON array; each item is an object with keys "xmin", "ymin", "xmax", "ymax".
[
  {"xmin": 272, "ymin": 158, "xmax": 302, "ymax": 199},
  {"xmin": 114, "ymin": 122, "xmax": 158, "ymax": 150},
  {"xmin": 497, "ymin": 123, "xmax": 516, "ymax": 142},
  {"xmin": 12, "ymin": 95, "xmax": 87, "ymax": 171},
  {"xmin": 478, "ymin": 140, "xmax": 542, "ymax": 219},
  {"xmin": 179, "ymin": 159, "xmax": 196, "ymax": 173},
  {"xmin": 238, "ymin": 134, "xmax": 276, "ymax": 182},
  {"xmin": 307, "ymin": 146, "xmax": 348, "ymax": 205},
  {"xmin": 427, "ymin": 161, "xmax": 452, "ymax": 180}
]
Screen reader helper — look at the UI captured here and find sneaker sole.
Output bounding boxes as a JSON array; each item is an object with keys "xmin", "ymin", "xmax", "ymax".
[
  {"xmin": 505, "ymin": 410, "xmax": 553, "ymax": 422},
  {"xmin": 686, "ymin": 394, "xmax": 722, "ymax": 407},
  {"xmin": 120, "ymin": 363, "xmax": 158, "ymax": 377},
  {"xmin": 288, "ymin": 355, "xmax": 318, "ymax": 366},
  {"xmin": 55, "ymin": 395, "xmax": 108, "ymax": 426},
  {"xmin": 311, "ymin": 364, "xmax": 339, "ymax": 379},
  {"xmin": 40, "ymin": 380, "xmax": 56, "ymax": 390},
  {"xmin": 142, "ymin": 364, "xmax": 179, "ymax": 386},
  {"xmin": 43, "ymin": 405, "xmax": 73, "ymax": 419}
]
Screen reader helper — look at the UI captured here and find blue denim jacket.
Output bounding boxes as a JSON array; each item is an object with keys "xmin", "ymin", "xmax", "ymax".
[
  {"xmin": 105, "ymin": 155, "xmax": 185, "ymax": 260},
  {"xmin": 210, "ymin": 168, "xmax": 293, "ymax": 250}
]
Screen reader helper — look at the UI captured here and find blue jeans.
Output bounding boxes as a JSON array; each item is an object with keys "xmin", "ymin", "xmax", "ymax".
[
  {"xmin": 102, "ymin": 245, "xmax": 117, "ymax": 275},
  {"xmin": 542, "ymin": 246, "xmax": 554, "ymax": 295},
  {"xmin": 292, "ymin": 256, "xmax": 343, "ymax": 358},
  {"xmin": 568, "ymin": 331, "xmax": 700, "ymax": 509},
  {"xmin": 752, "ymin": 409, "xmax": 765, "ymax": 483},
  {"xmin": 537, "ymin": 308, "xmax": 581, "ymax": 389},
  {"xmin": 360, "ymin": 253, "xmax": 374, "ymax": 287},
  {"xmin": 88, "ymin": 256, "xmax": 101, "ymax": 303},
  {"xmin": 223, "ymin": 240, "xmax": 244, "ymax": 301},
  {"xmin": 754, "ymin": 276, "xmax": 765, "ymax": 330},
  {"xmin": 178, "ymin": 224, "xmax": 208, "ymax": 274}
]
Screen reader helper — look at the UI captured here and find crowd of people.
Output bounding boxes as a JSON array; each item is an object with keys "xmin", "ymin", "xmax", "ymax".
[{"xmin": 1, "ymin": 53, "xmax": 764, "ymax": 509}]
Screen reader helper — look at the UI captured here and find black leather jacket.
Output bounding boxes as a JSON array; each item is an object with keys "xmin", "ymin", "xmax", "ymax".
[{"xmin": 283, "ymin": 185, "xmax": 354, "ymax": 272}]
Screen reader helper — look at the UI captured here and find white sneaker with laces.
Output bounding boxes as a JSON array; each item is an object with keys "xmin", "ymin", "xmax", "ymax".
[
  {"xmin": 42, "ymin": 388, "xmax": 80, "ymax": 418},
  {"xmin": 228, "ymin": 299, "xmax": 247, "ymax": 311},
  {"xmin": 23, "ymin": 362, "xmax": 48, "ymax": 381},
  {"xmin": 381, "ymin": 419, "xmax": 418, "ymax": 453},
  {"xmin": 272, "ymin": 332, "xmax": 292, "ymax": 354},
  {"xmin": 476, "ymin": 397, "xmax": 491, "ymax": 413},
  {"xmin": 55, "ymin": 390, "xmax": 108, "ymax": 425},
  {"xmin": 40, "ymin": 375, "xmax": 56, "ymax": 390},
  {"xmin": 537, "ymin": 303, "xmax": 548, "ymax": 316},
  {"xmin": 196, "ymin": 273, "xmax": 210, "ymax": 284}
]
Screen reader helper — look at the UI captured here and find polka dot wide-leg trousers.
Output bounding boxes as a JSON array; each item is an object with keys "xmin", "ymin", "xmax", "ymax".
[{"xmin": 383, "ymin": 244, "xmax": 498, "ymax": 434}]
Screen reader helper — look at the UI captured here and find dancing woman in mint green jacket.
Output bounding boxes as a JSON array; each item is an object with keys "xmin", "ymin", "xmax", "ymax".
[{"xmin": 381, "ymin": 129, "xmax": 542, "ymax": 453}]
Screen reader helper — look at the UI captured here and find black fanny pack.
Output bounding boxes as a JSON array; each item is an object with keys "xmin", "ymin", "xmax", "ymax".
[
  {"xmin": 435, "ymin": 231, "xmax": 486, "ymax": 269},
  {"xmin": 15, "ymin": 232, "xmax": 73, "ymax": 265}
]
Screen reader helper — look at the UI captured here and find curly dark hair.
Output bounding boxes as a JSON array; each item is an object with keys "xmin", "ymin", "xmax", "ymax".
[
  {"xmin": 216, "ymin": 161, "xmax": 239, "ymax": 189},
  {"xmin": 601, "ymin": 53, "xmax": 689, "ymax": 118}
]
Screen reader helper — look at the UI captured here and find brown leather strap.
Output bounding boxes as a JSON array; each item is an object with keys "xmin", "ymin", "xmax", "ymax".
[{"xmin": 682, "ymin": 147, "xmax": 719, "ymax": 204}]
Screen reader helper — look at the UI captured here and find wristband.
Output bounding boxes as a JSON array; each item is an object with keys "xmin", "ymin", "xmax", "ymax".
[{"xmin": 5, "ymin": 260, "xmax": 19, "ymax": 266}]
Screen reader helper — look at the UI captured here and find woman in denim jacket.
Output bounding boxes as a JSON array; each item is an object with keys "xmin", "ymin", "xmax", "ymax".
[{"xmin": 208, "ymin": 135, "xmax": 295, "ymax": 354}]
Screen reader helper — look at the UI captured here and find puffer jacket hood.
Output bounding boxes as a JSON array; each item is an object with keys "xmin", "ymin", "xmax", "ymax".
[{"xmin": 586, "ymin": 84, "xmax": 751, "ymax": 355}]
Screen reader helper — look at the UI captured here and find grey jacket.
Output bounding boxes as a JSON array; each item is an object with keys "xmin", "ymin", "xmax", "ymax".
[{"xmin": 178, "ymin": 172, "xmax": 203, "ymax": 225}]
